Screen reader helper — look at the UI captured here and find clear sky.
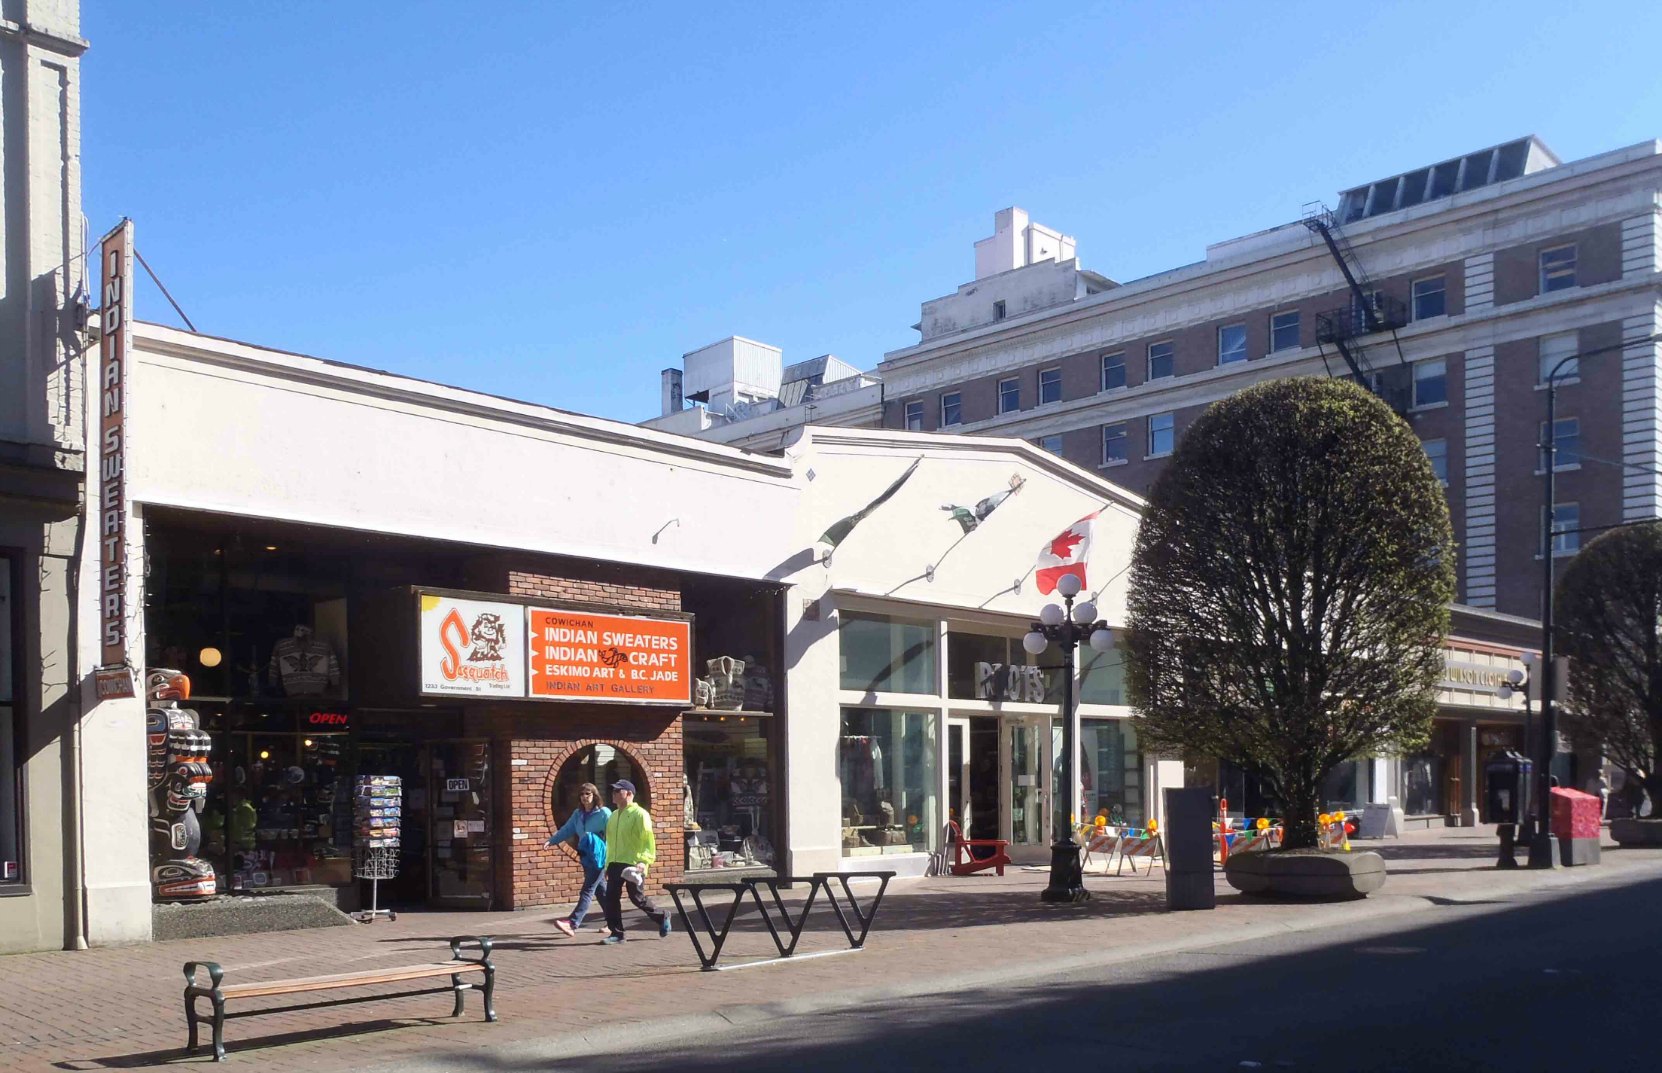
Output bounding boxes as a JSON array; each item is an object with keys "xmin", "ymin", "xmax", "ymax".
[{"xmin": 83, "ymin": 1, "xmax": 1662, "ymax": 424}]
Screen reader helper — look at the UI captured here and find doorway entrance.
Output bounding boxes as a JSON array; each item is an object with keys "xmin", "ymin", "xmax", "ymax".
[{"xmin": 948, "ymin": 714, "xmax": 1054, "ymax": 863}]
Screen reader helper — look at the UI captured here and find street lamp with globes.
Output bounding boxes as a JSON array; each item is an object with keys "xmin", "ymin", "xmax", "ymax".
[{"xmin": 1023, "ymin": 571, "xmax": 1115, "ymax": 904}]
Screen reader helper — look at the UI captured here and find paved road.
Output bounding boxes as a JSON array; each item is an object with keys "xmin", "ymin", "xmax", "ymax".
[{"xmin": 401, "ymin": 871, "xmax": 1656, "ymax": 1073}]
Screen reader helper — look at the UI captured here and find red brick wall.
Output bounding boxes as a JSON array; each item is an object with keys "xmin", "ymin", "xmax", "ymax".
[{"xmin": 461, "ymin": 568, "xmax": 687, "ymax": 911}]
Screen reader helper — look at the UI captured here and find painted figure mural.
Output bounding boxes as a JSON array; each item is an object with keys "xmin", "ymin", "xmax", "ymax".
[{"xmin": 146, "ymin": 668, "xmax": 217, "ymax": 899}]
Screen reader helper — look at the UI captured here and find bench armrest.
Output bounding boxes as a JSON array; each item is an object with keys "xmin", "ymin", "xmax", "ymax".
[
  {"xmin": 183, "ymin": 961, "xmax": 224, "ymax": 991},
  {"xmin": 449, "ymin": 936, "xmax": 494, "ymax": 965}
]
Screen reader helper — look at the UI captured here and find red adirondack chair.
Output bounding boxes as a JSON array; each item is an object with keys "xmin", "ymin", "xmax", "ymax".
[{"xmin": 946, "ymin": 820, "xmax": 1011, "ymax": 877}]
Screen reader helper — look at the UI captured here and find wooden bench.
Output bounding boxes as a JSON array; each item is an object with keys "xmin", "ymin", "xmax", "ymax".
[{"xmin": 183, "ymin": 935, "xmax": 496, "ymax": 1061}]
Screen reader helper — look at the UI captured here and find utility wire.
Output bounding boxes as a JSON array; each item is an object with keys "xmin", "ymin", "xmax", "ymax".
[
  {"xmin": 1568, "ymin": 451, "xmax": 1662, "ymax": 479},
  {"xmin": 134, "ymin": 248, "xmax": 198, "ymax": 332}
]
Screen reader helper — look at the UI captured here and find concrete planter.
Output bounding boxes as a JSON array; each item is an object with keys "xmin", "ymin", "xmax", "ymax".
[
  {"xmin": 1609, "ymin": 818, "xmax": 1662, "ymax": 847},
  {"xmin": 1224, "ymin": 848, "xmax": 1387, "ymax": 900}
]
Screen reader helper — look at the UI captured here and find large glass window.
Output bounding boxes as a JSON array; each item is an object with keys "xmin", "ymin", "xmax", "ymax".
[
  {"xmin": 839, "ymin": 708, "xmax": 939, "ymax": 856},
  {"xmin": 1, "ymin": 557, "xmax": 17, "ymax": 885},
  {"xmin": 1101, "ymin": 352, "xmax": 1126, "ymax": 391},
  {"xmin": 1147, "ymin": 341, "xmax": 1174, "ymax": 380},
  {"xmin": 1081, "ymin": 720, "xmax": 1143, "ymax": 826},
  {"xmin": 839, "ymin": 612, "xmax": 937, "ymax": 695},
  {"xmin": 947, "ymin": 631, "xmax": 1058, "ymax": 704},
  {"xmin": 1078, "ymin": 646, "xmax": 1125, "ymax": 705},
  {"xmin": 683, "ymin": 714, "xmax": 773, "ymax": 870},
  {"xmin": 998, "ymin": 378, "xmax": 1020, "ymax": 414}
]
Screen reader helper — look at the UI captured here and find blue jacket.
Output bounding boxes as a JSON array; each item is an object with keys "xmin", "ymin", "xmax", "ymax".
[{"xmin": 549, "ymin": 806, "xmax": 611, "ymax": 869}]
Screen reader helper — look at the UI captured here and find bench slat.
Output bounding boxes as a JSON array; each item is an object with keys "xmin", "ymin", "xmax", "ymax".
[{"xmin": 217, "ymin": 960, "xmax": 484, "ymax": 999}]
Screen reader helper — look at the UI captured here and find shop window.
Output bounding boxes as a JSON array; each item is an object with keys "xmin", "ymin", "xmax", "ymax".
[
  {"xmin": 554, "ymin": 743, "xmax": 649, "ymax": 816},
  {"xmin": 1, "ymin": 556, "xmax": 18, "ymax": 884},
  {"xmin": 1080, "ymin": 720, "xmax": 1143, "ymax": 826},
  {"xmin": 1078, "ymin": 646, "xmax": 1124, "ymax": 705},
  {"xmin": 838, "ymin": 612, "xmax": 937, "ymax": 695},
  {"xmin": 839, "ymin": 708, "xmax": 938, "ymax": 856},
  {"xmin": 946, "ymin": 630, "xmax": 1059, "ymax": 704},
  {"xmin": 1401, "ymin": 750, "xmax": 1444, "ymax": 817},
  {"xmin": 683, "ymin": 714, "xmax": 774, "ymax": 871}
]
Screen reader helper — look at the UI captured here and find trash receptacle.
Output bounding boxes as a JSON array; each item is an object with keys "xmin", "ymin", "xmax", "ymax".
[{"xmin": 1482, "ymin": 751, "xmax": 1533, "ymax": 826}]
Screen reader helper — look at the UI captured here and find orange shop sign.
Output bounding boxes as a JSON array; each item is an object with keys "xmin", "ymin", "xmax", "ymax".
[{"xmin": 527, "ymin": 608, "xmax": 691, "ymax": 704}]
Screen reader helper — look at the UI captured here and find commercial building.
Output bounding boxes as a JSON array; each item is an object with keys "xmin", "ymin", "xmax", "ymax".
[{"xmin": 0, "ymin": 4, "xmax": 92, "ymax": 953}]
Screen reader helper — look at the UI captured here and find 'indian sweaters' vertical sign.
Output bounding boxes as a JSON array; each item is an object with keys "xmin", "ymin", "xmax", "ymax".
[
  {"xmin": 527, "ymin": 608, "xmax": 691, "ymax": 704},
  {"xmin": 98, "ymin": 221, "xmax": 135, "ymax": 685}
]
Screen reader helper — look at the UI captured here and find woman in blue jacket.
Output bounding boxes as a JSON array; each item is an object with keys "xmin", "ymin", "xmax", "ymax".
[{"xmin": 547, "ymin": 782, "xmax": 610, "ymax": 936}]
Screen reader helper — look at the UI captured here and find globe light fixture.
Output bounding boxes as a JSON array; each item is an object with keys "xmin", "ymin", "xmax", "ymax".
[
  {"xmin": 198, "ymin": 647, "xmax": 223, "ymax": 668},
  {"xmin": 1039, "ymin": 603, "xmax": 1065, "ymax": 627}
]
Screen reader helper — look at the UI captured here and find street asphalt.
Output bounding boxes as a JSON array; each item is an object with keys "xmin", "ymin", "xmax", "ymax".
[{"xmin": 377, "ymin": 864, "xmax": 1658, "ymax": 1072}]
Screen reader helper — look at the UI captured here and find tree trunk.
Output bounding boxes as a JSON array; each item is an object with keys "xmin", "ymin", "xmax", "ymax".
[{"xmin": 1281, "ymin": 781, "xmax": 1321, "ymax": 850}]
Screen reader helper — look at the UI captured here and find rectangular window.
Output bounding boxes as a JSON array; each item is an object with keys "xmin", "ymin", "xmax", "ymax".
[
  {"xmin": 1147, "ymin": 341, "xmax": 1174, "ymax": 380},
  {"xmin": 1038, "ymin": 368, "xmax": 1062, "ymax": 405},
  {"xmin": 1423, "ymin": 438, "xmax": 1448, "ymax": 483},
  {"xmin": 1412, "ymin": 359, "xmax": 1447, "ymax": 408},
  {"xmin": 1269, "ymin": 311, "xmax": 1300, "ymax": 353},
  {"xmin": 903, "ymin": 401, "xmax": 923, "ymax": 431},
  {"xmin": 1539, "ymin": 417, "xmax": 1581, "ymax": 470},
  {"xmin": 940, "ymin": 392, "xmax": 962, "ymax": 427},
  {"xmin": 1539, "ymin": 331, "xmax": 1578, "ymax": 383},
  {"xmin": 1080, "ymin": 718, "xmax": 1142, "ymax": 826},
  {"xmin": 948, "ymin": 630, "xmax": 1060, "ymax": 704},
  {"xmin": 1540, "ymin": 244, "xmax": 1577, "ymax": 293},
  {"xmin": 1411, "ymin": 275, "xmax": 1447, "ymax": 320},
  {"xmin": 1, "ymin": 556, "xmax": 17, "ymax": 885},
  {"xmin": 993, "ymin": 300, "xmax": 1007, "ymax": 321},
  {"xmin": 998, "ymin": 378, "xmax": 1020, "ymax": 415},
  {"xmin": 1101, "ymin": 352, "xmax": 1126, "ymax": 391},
  {"xmin": 1546, "ymin": 503, "xmax": 1580, "ymax": 556},
  {"xmin": 1102, "ymin": 422, "xmax": 1128, "ymax": 465},
  {"xmin": 1148, "ymin": 411, "xmax": 1175, "ymax": 457},
  {"xmin": 839, "ymin": 707, "xmax": 939, "ymax": 855},
  {"xmin": 1036, "ymin": 434, "xmax": 1063, "ymax": 456},
  {"xmin": 839, "ymin": 612, "xmax": 937, "ymax": 695},
  {"xmin": 1217, "ymin": 324, "xmax": 1247, "ymax": 365}
]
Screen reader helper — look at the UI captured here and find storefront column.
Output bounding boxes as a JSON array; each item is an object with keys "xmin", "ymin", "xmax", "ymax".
[{"xmin": 1460, "ymin": 720, "xmax": 1481, "ymax": 827}]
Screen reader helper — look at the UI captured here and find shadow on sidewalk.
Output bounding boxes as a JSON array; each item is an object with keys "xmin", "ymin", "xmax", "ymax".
[{"xmin": 52, "ymin": 1015, "xmax": 450, "ymax": 1070}]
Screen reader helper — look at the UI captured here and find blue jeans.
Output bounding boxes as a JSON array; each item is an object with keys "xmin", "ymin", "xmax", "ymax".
[{"xmin": 570, "ymin": 863, "xmax": 607, "ymax": 929}]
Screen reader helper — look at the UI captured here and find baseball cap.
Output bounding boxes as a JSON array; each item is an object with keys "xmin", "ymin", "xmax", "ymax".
[{"xmin": 611, "ymin": 779, "xmax": 636, "ymax": 793}]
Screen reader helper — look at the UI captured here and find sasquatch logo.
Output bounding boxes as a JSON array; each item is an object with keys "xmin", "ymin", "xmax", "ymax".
[{"xmin": 468, "ymin": 613, "xmax": 508, "ymax": 662}]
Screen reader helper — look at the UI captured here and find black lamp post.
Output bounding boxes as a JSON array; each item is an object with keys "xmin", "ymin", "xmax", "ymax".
[
  {"xmin": 1023, "ymin": 572, "xmax": 1114, "ymax": 904},
  {"xmin": 1530, "ymin": 332, "xmax": 1662, "ymax": 868}
]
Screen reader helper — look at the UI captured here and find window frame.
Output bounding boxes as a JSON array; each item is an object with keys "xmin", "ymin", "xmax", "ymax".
[
  {"xmin": 1423, "ymin": 438, "xmax": 1448, "ymax": 485},
  {"xmin": 1101, "ymin": 422, "xmax": 1128, "ymax": 466},
  {"xmin": 1546, "ymin": 503, "xmax": 1581, "ymax": 557},
  {"xmin": 993, "ymin": 299, "xmax": 1007, "ymax": 321},
  {"xmin": 1538, "ymin": 331, "xmax": 1579, "ymax": 384},
  {"xmin": 1036, "ymin": 434, "xmax": 1064, "ymax": 456},
  {"xmin": 1539, "ymin": 244, "xmax": 1577, "ymax": 294},
  {"xmin": 1411, "ymin": 275, "xmax": 1447, "ymax": 321},
  {"xmin": 1411, "ymin": 358, "xmax": 1447, "ymax": 409},
  {"xmin": 1539, "ymin": 417, "xmax": 1581, "ymax": 471},
  {"xmin": 1147, "ymin": 341, "xmax": 1175, "ymax": 381},
  {"xmin": 1217, "ymin": 323, "xmax": 1248, "ymax": 366},
  {"xmin": 1147, "ymin": 411, "xmax": 1175, "ymax": 458},
  {"xmin": 1100, "ymin": 351, "xmax": 1127, "ymax": 392},
  {"xmin": 903, "ymin": 400, "xmax": 924, "ymax": 431},
  {"xmin": 997, "ymin": 377, "xmax": 1021, "ymax": 415},
  {"xmin": 1269, "ymin": 311, "xmax": 1300, "ymax": 353},
  {"xmin": 940, "ymin": 391, "xmax": 962, "ymax": 427},
  {"xmin": 1038, "ymin": 367, "xmax": 1062, "ymax": 406}
]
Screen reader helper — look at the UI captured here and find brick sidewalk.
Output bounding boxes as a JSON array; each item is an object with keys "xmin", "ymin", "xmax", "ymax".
[{"xmin": 6, "ymin": 827, "xmax": 1656, "ymax": 1072}]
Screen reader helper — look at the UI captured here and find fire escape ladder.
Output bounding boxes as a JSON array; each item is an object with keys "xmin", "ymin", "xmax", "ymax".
[{"xmin": 1301, "ymin": 206, "xmax": 1412, "ymax": 414}]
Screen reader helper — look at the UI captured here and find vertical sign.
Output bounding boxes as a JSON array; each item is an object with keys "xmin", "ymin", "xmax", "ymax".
[{"xmin": 98, "ymin": 221, "xmax": 134, "ymax": 677}]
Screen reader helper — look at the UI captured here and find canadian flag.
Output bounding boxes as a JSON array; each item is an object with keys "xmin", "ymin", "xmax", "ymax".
[{"xmin": 1034, "ymin": 512, "xmax": 1097, "ymax": 595}]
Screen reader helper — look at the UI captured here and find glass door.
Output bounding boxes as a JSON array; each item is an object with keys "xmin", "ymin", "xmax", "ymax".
[
  {"xmin": 427, "ymin": 740, "xmax": 494, "ymax": 909},
  {"xmin": 947, "ymin": 717, "xmax": 970, "ymax": 837},
  {"xmin": 1001, "ymin": 716, "xmax": 1051, "ymax": 862}
]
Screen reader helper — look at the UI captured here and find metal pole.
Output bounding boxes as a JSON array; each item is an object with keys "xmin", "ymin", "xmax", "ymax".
[
  {"xmin": 1040, "ymin": 594, "xmax": 1087, "ymax": 903},
  {"xmin": 1529, "ymin": 381, "xmax": 1561, "ymax": 868}
]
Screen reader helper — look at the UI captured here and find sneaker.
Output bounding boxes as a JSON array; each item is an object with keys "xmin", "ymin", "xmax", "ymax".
[
  {"xmin": 601, "ymin": 933, "xmax": 626, "ymax": 945},
  {"xmin": 659, "ymin": 916, "xmax": 672, "ymax": 938},
  {"xmin": 551, "ymin": 918, "xmax": 575, "ymax": 937}
]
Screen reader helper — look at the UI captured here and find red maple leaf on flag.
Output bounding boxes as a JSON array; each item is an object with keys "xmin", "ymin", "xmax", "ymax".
[{"xmin": 1049, "ymin": 529, "xmax": 1084, "ymax": 560}]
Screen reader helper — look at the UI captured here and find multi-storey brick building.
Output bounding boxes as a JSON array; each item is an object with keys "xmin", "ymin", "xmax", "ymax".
[{"xmin": 646, "ymin": 137, "xmax": 1662, "ymax": 623}]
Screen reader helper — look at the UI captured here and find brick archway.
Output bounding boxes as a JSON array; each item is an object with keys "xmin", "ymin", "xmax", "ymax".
[{"xmin": 540, "ymin": 738, "xmax": 656, "ymax": 833}]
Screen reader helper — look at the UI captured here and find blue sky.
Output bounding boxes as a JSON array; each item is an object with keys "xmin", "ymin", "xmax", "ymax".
[{"xmin": 83, "ymin": 2, "xmax": 1662, "ymax": 424}]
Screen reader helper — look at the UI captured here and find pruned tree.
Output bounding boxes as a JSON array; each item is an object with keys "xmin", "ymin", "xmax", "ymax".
[
  {"xmin": 1555, "ymin": 521, "xmax": 1662, "ymax": 807},
  {"xmin": 1125, "ymin": 378, "xmax": 1455, "ymax": 849}
]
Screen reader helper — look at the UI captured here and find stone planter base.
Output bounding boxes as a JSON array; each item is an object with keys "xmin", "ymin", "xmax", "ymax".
[
  {"xmin": 1224, "ymin": 849, "xmax": 1387, "ymax": 900},
  {"xmin": 1609, "ymin": 818, "xmax": 1662, "ymax": 847}
]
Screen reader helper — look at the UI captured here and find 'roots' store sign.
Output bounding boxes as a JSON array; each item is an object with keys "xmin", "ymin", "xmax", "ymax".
[{"xmin": 418, "ymin": 592, "xmax": 691, "ymax": 704}]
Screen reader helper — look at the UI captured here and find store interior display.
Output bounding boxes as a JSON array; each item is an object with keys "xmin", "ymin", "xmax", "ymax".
[
  {"xmin": 267, "ymin": 623, "xmax": 342, "ymax": 697},
  {"xmin": 683, "ymin": 714, "xmax": 773, "ymax": 869},
  {"xmin": 145, "ymin": 668, "xmax": 217, "ymax": 901}
]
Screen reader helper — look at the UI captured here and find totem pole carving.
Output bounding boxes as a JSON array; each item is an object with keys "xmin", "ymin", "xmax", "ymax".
[{"xmin": 146, "ymin": 668, "xmax": 218, "ymax": 900}]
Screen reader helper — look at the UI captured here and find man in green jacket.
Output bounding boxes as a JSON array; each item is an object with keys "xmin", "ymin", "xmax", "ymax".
[{"xmin": 600, "ymin": 780, "xmax": 671, "ymax": 944}]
